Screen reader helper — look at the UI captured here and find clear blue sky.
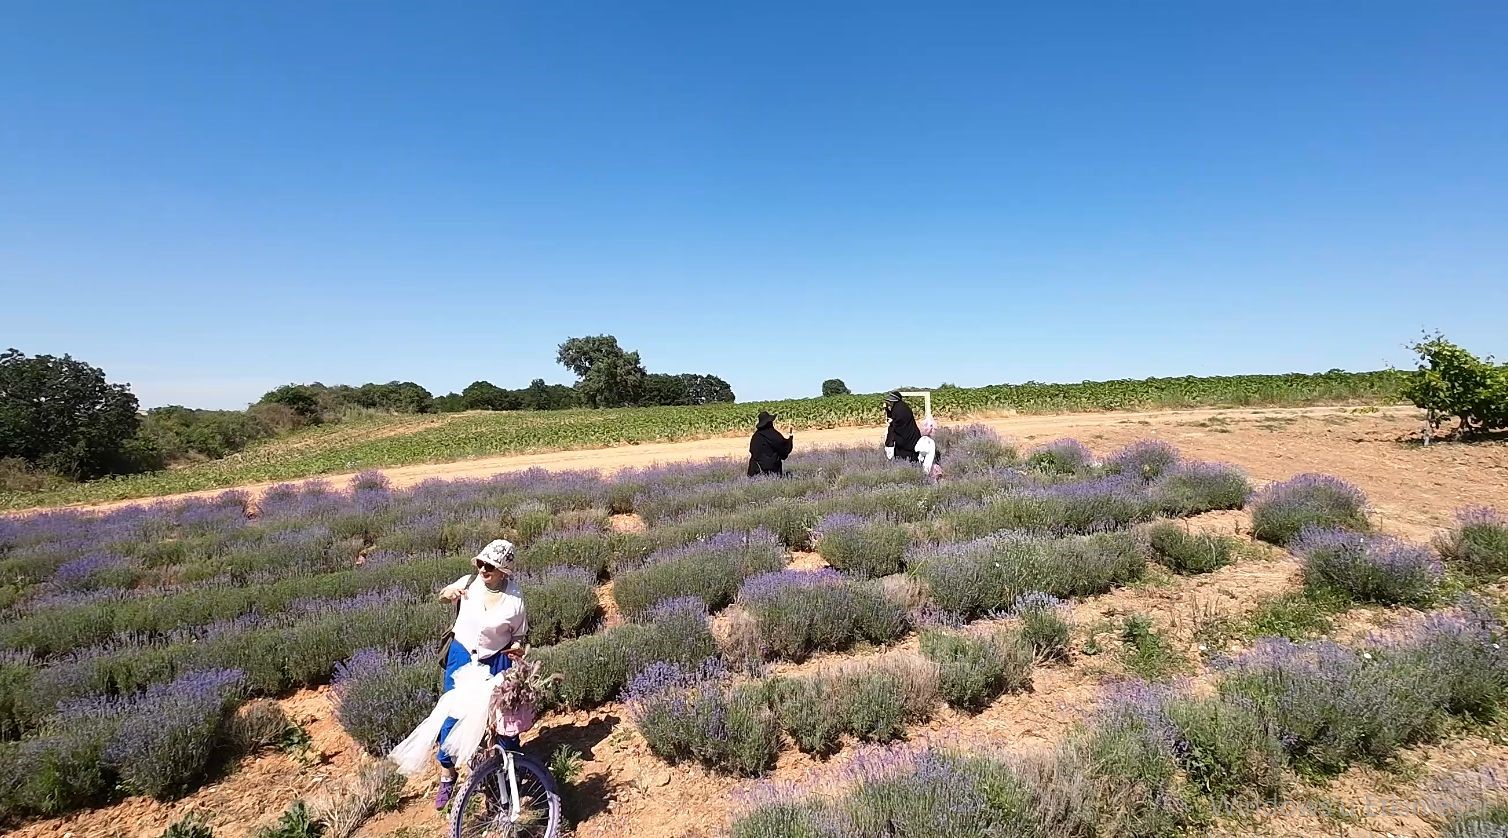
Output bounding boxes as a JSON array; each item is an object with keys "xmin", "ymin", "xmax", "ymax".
[{"xmin": 2, "ymin": 2, "xmax": 1505, "ymax": 409}]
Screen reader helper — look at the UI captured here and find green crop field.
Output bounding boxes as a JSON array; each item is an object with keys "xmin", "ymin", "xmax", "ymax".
[{"xmin": 1, "ymin": 370, "xmax": 1407, "ymax": 510}]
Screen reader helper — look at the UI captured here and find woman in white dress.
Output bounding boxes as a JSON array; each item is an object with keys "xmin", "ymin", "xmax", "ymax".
[{"xmin": 428, "ymin": 539, "xmax": 529, "ymax": 809}]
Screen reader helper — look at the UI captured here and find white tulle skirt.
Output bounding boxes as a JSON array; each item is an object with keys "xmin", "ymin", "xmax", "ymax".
[{"xmin": 388, "ymin": 661, "xmax": 502, "ymax": 777}]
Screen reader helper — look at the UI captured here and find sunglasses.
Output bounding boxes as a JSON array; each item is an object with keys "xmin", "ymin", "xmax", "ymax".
[{"xmin": 475, "ymin": 561, "xmax": 500, "ymax": 571}]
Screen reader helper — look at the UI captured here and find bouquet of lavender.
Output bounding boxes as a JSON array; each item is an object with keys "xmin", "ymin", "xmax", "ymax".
[{"xmin": 488, "ymin": 657, "xmax": 559, "ymax": 737}]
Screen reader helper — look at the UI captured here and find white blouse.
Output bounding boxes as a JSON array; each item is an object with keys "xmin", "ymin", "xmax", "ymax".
[{"xmin": 443, "ymin": 575, "xmax": 529, "ymax": 659}]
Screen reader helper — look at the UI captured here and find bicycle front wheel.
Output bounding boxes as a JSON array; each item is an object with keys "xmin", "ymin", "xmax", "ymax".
[{"xmin": 450, "ymin": 750, "xmax": 561, "ymax": 838}]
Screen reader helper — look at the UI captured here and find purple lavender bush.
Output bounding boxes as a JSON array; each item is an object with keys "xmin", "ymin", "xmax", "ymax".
[
  {"xmin": 737, "ymin": 570, "xmax": 907, "ymax": 661},
  {"xmin": 1436, "ymin": 506, "xmax": 1508, "ymax": 578},
  {"xmin": 372, "ymin": 509, "xmax": 494, "ymax": 555},
  {"xmin": 106, "ymin": 669, "xmax": 248, "ymax": 799},
  {"xmin": 1105, "ymin": 440, "xmax": 1181, "ymax": 481},
  {"xmin": 1090, "ymin": 681, "xmax": 1283, "ymax": 807},
  {"xmin": 6, "ymin": 720, "xmax": 123, "ymax": 816},
  {"xmin": 2, "ymin": 669, "xmax": 246, "ymax": 816},
  {"xmin": 516, "ymin": 527, "xmax": 614, "ymax": 579},
  {"xmin": 635, "ymin": 476, "xmax": 825, "ymax": 524},
  {"xmin": 811, "ymin": 483, "xmax": 938, "ymax": 525},
  {"xmin": 757, "ymin": 676, "xmax": 843, "ymax": 756},
  {"xmin": 919, "ymin": 627, "xmax": 1033, "ymax": 711},
  {"xmin": 331, "ymin": 647, "xmax": 439, "ymax": 755},
  {"xmin": 533, "ymin": 597, "xmax": 717, "ymax": 709},
  {"xmin": 1025, "ymin": 439, "xmax": 1095, "ymax": 476},
  {"xmin": 1294, "ymin": 527, "xmax": 1442, "ymax": 605},
  {"xmin": 932, "ymin": 475, "xmax": 1158, "ymax": 541},
  {"xmin": 908, "ymin": 532, "xmax": 1147, "ymax": 622},
  {"xmin": 506, "ymin": 501, "xmax": 555, "ymax": 547},
  {"xmin": 732, "ymin": 498, "xmax": 822, "ymax": 551},
  {"xmin": 1146, "ymin": 521, "xmax": 1238, "ymax": 575},
  {"xmin": 624, "ymin": 659, "xmax": 779, "ymax": 776},
  {"xmin": 1036, "ymin": 475, "xmax": 1157, "ymax": 533},
  {"xmin": 348, "ymin": 469, "xmax": 389, "ymax": 493},
  {"xmin": 278, "ymin": 596, "xmax": 450, "ymax": 689},
  {"xmin": 934, "ymin": 425, "xmax": 1018, "ymax": 474},
  {"xmin": 612, "ymin": 530, "xmax": 784, "ymax": 621},
  {"xmin": 732, "ymin": 746, "xmax": 1066, "ymax": 838},
  {"xmin": 1216, "ymin": 637, "xmax": 1449, "ymax": 774},
  {"xmin": 1150, "ymin": 462, "xmax": 1252, "ymax": 515},
  {"xmin": 50, "ymin": 553, "xmax": 138, "ymax": 593},
  {"xmin": 1, "ymin": 683, "xmax": 135, "ymax": 817},
  {"xmin": 828, "ymin": 463, "xmax": 930, "ymax": 493},
  {"xmin": 518, "ymin": 565, "xmax": 601, "ymax": 645},
  {"xmin": 836, "ymin": 748, "xmax": 1025, "ymax": 835},
  {"xmin": 1249, "ymin": 474, "xmax": 1368, "ymax": 545},
  {"xmin": 1162, "ymin": 695, "xmax": 1285, "ymax": 802},
  {"xmin": 729, "ymin": 795, "xmax": 822, "ymax": 838},
  {"xmin": 813, "ymin": 513, "xmax": 910, "ymax": 579},
  {"xmin": 1014, "ymin": 592, "xmax": 1072, "ymax": 660},
  {"xmin": 656, "ymin": 497, "xmax": 821, "ymax": 553},
  {"xmin": 1440, "ymin": 801, "xmax": 1508, "ymax": 838},
  {"xmin": 1081, "ymin": 682, "xmax": 1187, "ymax": 831},
  {"xmin": 1376, "ymin": 600, "xmax": 1508, "ymax": 722}
]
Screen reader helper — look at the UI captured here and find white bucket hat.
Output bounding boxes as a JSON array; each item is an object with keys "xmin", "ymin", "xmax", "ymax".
[{"xmin": 474, "ymin": 539, "xmax": 515, "ymax": 571}]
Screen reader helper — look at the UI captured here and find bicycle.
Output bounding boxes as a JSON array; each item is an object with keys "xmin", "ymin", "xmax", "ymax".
[{"xmin": 449, "ymin": 730, "xmax": 561, "ymax": 838}]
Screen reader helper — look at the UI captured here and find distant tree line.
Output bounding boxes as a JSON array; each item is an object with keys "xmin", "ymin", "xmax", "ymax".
[{"xmin": 0, "ymin": 334, "xmax": 740, "ymax": 484}]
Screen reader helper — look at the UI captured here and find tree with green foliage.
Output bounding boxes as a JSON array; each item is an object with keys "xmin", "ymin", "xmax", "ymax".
[
  {"xmin": 460, "ymin": 380, "xmax": 521, "ymax": 411},
  {"xmin": 259, "ymin": 384, "xmax": 323, "ymax": 421},
  {"xmin": 556, "ymin": 335, "xmax": 647, "ymax": 408},
  {"xmin": 352, "ymin": 381, "xmax": 433, "ymax": 414},
  {"xmin": 521, "ymin": 378, "xmax": 555, "ymax": 410},
  {"xmin": 520, "ymin": 378, "xmax": 581, "ymax": 410},
  {"xmin": 637, "ymin": 373, "xmax": 735, "ymax": 407},
  {"xmin": 680, "ymin": 373, "xmax": 735, "ymax": 405},
  {"xmin": 822, "ymin": 379, "xmax": 851, "ymax": 397},
  {"xmin": 431, "ymin": 392, "xmax": 465, "ymax": 412},
  {"xmin": 0, "ymin": 349, "xmax": 146, "ymax": 479},
  {"xmin": 639, "ymin": 373, "xmax": 689, "ymax": 407},
  {"xmin": 139, "ymin": 406, "xmax": 276, "ymax": 462},
  {"xmin": 1404, "ymin": 334, "xmax": 1508, "ymax": 437}
]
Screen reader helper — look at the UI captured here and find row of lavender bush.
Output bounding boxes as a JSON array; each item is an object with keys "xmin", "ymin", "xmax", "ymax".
[
  {"xmin": 0, "ymin": 434, "xmax": 1227, "ymax": 623},
  {"xmin": 731, "ymin": 598, "xmax": 1508, "ymax": 837},
  {"xmin": 0, "ymin": 670, "xmax": 246, "ymax": 819},
  {"xmin": 5, "ymin": 436, "xmax": 1237, "ymax": 666},
  {"xmin": 623, "ymin": 620, "xmax": 1046, "ymax": 777}
]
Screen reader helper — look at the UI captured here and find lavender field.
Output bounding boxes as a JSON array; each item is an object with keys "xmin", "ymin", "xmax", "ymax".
[{"xmin": 1, "ymin": 426, "xmax": 1505, "ymax": 836}]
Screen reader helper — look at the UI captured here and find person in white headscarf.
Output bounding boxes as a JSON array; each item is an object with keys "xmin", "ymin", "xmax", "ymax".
[
  {"xmin": 419, "ymin": 539, "xmax": 528, "ymax": 809},
  {"xmin": 916, "ymin": 418, "xmax": 942, "ymax": 482}
]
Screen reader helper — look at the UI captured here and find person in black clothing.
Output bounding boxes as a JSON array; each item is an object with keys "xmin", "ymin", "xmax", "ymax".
[
  {"xmin": 747, "ymin": 411, "xmax": 794, "ymax": 476},
  {"xmin": 884, "ymin": 391, "xmax": 921, "ymax": 462}
]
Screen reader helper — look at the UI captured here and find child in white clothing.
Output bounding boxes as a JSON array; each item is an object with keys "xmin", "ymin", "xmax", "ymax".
[{"xmin": 917, "ymin": 419, "xmax": 942, "ymax": 482}]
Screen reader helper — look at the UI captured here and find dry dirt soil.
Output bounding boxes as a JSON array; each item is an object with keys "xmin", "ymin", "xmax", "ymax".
[{"xmin": 14, "ymin": 406, "xmax": 1508, "ymax": 838}]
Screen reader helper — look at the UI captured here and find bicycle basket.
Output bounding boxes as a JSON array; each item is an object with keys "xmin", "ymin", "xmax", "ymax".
[{"xmin": 492, "ymin": 701, "xmax": 538, "ymax": 737}]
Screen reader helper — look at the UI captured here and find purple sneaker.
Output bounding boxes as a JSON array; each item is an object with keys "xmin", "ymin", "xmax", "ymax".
[{"xmin": 435, "ymin": 778, "xmax": 455, "ymax": 810}]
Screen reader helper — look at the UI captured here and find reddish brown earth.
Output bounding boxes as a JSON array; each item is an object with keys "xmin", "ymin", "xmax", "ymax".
[{"xmin": 13, "ymin": 407, "xmax": 1508, "ymax": 838}]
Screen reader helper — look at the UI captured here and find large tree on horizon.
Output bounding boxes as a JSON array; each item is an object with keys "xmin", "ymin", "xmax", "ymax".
[
  {"xmin": 0, "ymin": 349, "xmax": 144, "ymax": 479},
  {"xmin": 557, "ymin": 335, "xmax": 647, "ymax": 408}
]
